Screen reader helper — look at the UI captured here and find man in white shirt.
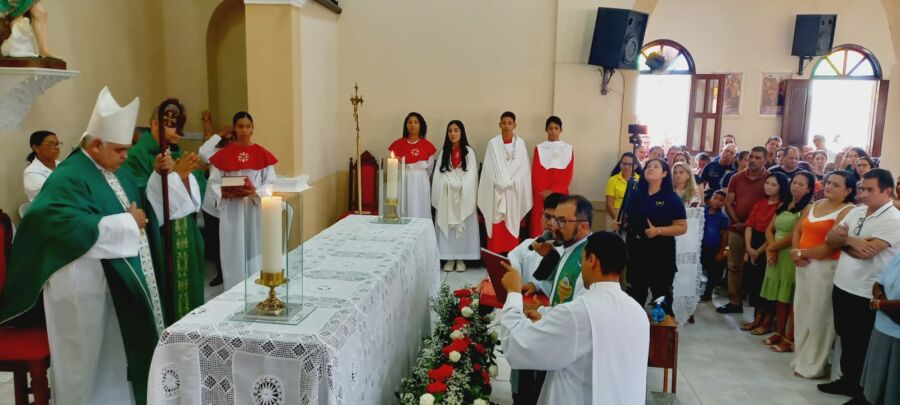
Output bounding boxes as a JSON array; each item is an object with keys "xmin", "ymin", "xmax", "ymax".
[
  {"xmin": 500, "ymin": 231, "xmax": 649, "ymax": 405},
  {"xmin": 821, "ymin": 169, "xmax": 900, "ymax": 402}
]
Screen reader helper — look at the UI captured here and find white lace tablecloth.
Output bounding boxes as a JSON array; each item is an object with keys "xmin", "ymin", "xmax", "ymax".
[{"xmin": 147, "ymin": 215, "xmax": 440, "ymax": 405}]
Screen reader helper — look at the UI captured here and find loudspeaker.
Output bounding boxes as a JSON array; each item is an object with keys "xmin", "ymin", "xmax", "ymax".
[
  {"xmin": 588, "ymin": 8, "xmax": 648, "ymax": 70},
  {"xmin": 791, "ymin": 14, "xmax": 837, "ymax": 57}
]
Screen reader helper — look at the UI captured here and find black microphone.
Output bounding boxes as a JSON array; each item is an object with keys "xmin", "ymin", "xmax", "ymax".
[{"xmin": 528, "ymin": 230, "xmax": 555, "ymax": 251}]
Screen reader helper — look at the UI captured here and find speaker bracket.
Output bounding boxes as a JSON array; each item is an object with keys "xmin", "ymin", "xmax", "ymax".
[
  {"xmin": 600, "ymin": 67, "xmax": 615, "ymax": 95},
  {"xmin": 796, "ymin": 55, "xmax": 815, "ymax": 76}
]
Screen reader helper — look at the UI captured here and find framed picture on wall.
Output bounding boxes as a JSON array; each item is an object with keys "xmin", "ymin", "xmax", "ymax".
[
  {"xmin": 722, "ymin": 73, "xmax": 742, "ymax": 116},
  {"xmin": 759, "ymin": 72, "xmax": 792, "ymax": 115}
]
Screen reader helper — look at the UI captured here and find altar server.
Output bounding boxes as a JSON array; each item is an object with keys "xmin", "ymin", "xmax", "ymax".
[
  {"xmin": 500, "ymin": 231, "xmax": 649, "ymax": 405},
  {"xmin": 530, "ymin": 116, "xmax": 573, "ymax": 237},
  {"xmin": 389, "ymin": 112, "xmax": 437, "ymax": 218},
  {"xmin": 478, "ymin": 111, "xmax": 533, "ymax": 254},
  {"xmin": 432, "ymin": 120, "xmax": 479, "ymax": 272}
]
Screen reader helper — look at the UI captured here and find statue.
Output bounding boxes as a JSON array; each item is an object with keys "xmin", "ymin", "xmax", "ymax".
[{"xmin": 0, "ymin": 0, "xmax": 64, "ymax": 68}]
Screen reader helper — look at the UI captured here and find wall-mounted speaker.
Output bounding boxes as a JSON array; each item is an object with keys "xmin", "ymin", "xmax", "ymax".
[
  {"xmin": 791, "ymin": 14, "xmax": 837, "ymax": 57},
  {"xmin": 588, "ymin": 8, "xmax": 649, "ymax": 70}
]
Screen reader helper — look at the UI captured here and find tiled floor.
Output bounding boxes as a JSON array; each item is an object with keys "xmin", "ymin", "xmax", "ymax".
[
  {"xmin": 440, "ymin": 267, "xmax": 852, "ymax": 405},
  {"xmin": 0, "ymin": 267, "xmax": 855, "ymax": 405}
]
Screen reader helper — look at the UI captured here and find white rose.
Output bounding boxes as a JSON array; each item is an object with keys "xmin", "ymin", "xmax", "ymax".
[
  {"xmin": 489, "ymin": 364, "xmax": 499, "ymax": 377},
  {"xmin": 449, "ymin": 351, "xmax": 462, "ymax": 362},
  {"xmin": 489, "ymin": 329, "xmax": 499, "ymax": 342},
  {"xmin": 473, "ymin": 399, "xmax": 488, "ymax": 405},
  {"xmin": 472, "ymin": 299, "xmax": 479, "ymax": 307},
  {"xmin": 450, "ymin": 330, "xmax": 464, "ymax": 340},
  {"xmin": 461, "ymin": 306, "xmax": 474, "ymax": 318},
  {"xmin": 419, "ymin": 393, "xmax": 435, "ymax": 405}
]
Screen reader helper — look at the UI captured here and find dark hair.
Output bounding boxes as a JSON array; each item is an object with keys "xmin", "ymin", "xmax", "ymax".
[
  {"xmin": 856, "ymin": 156, "xmax": 876, "ymax": 169},
  {"xmin": 401, "ymin": 112, "xmax": 427, "ymax": 138},
  {"xmin": 637, "ymin": 158, "xmax": 676, "ymax": 199},
  {"xmin": 500, "ymin": 111, "xmax": 516, "ymax": 122},
  {"xmin": 784, "ymin": 146, "xmax": 800, "ymax": 156},
  {"xmin": 27, "ymin": 130, "xmax": 56, "ymax": 162},
  {"xmin": 768, "ymin": 172, "xmax": 791, "ymax": 209},
  {"xmin": 813, "ymin": 150, "xmax": 828, "ymax": 160},
  {"xmin": 766, "ymin": 135, "xmax": 783, "ymax": 144},
  {"xmin": 750, "ymin": 146, "xmax": 768, "ymax": 157},
  {"xmin": 584, "ymin": 231, "xmax": 627, "ymax": 275},
  {"xmin": 712, "ymin": 189, "xmax": 727, "ymax": 199},
  {"xmin": 544, "ymin": 193, "xmax": 566, "ymax": 210},
  {"xmin": 829, "ymin": 170, "xmax": 858, "ymax": 203},
  {"xmin": 610, "ymin": 152, "xmax": 642, "ymax": 176},
  {"xmin": 736, "ymin": 150, "xmax": 750, "ymax": 160},
  {"xmin": 778, "ymin": 171, "xmax": 815, "ymax": 214},
  {"xmin": 847, "ymin": 147, "xmax": 868, "ymax": 159},
  {"xmin": 724, "ymin": 134, "xmax": 736, "ymax": 141},
  {"xmin": 697, "ymin": 152, "xmax": 711, "ymax": 162},
  {"xmin": 862, "ymin": 168, "xmax": 895, "ymax": 192},
  {"xmin": 232, "ymin": 111, "xmax": 253, "ymax": 127},
  {"xmin": 545, "ymin": 115, "xmax": 562, "ymax": 130},
  {"xmin": 439, "ymin": 120, "xmax": 471, "ymax": 173},
  {"xmin": 558, "ymin": 194, "xmax": 594, "ymax": 226}
]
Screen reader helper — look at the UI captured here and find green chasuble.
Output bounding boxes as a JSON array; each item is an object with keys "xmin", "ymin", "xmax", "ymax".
[
  {"xmin": 123, "ymin": 130, "xmax": 205, "ymax": 323},
  {"xmin": 550, "ymin": 242, "xmax": 586, "ymax": 306},
  {"xmin": 0, "ymin": 150, "xmax": 163, "ymax": 404}
]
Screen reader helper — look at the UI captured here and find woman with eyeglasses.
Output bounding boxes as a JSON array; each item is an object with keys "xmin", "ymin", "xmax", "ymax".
[
  {"xmin": 23, "ymin": 130, "xmax": 61, "ymax": 202},
  {"xmin": 618, "ymin": 158, "xmax": 687, "ymax": 316},
  {"xmin": 604, "ymin": 152, "xmax": 641, "ymax": 224},
  {"xmin": 790, "ymin": 170, "xmax": 855, "ymax": 377}
]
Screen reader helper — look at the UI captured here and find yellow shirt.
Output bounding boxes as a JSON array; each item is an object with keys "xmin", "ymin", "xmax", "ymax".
[{"xmin": 605, "ymin": 173, "xmax": 639, "ymax": 209}]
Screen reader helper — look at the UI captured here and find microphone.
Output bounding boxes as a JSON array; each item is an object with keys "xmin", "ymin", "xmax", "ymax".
[{"xmin": 528, "ymin": 230, "xmax": 555, "ymax": 251}]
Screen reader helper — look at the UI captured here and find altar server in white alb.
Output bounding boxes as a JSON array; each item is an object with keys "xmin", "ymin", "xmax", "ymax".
[
  {"xmin": 500, "ymin": 231, "xmax": 650, "ymax": 405},
  {"xmin": 431, "ymin": 120, "xmax": 479, "ymax": 272},
  {"xmin": 478, "ymin": 111, "xmax": 532, "ymax": 254},
  {"xmin": 388, "ymin": 112, "xmax": 437, "ymax": 218}
]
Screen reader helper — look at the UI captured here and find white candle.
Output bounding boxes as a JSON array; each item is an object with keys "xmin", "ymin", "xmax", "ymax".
[
  {"xmin": 386, "ymin": 152, "xmax": 399, "ymax": 200},
  {"xmin": 261, "ymin": 196, "xmax": 283, "ymax": 273}
]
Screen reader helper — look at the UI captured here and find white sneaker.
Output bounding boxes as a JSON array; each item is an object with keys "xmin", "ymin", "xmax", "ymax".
[
  {"xmin": 443, "ymin": 261, "xmax": 455, "ymax": 272},
  {"xmin": 455, "ymin": 261, "xmax": 467, "ymax": 272}
]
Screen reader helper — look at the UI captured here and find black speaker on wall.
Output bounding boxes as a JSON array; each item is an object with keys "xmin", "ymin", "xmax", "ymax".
[
  {"xmin": 791, "ymin": 14, "xmax": 837, "ymax": 57},
  {"xmin": 588, "ymin": 8, "xmax": 648, "ymax": 70}
]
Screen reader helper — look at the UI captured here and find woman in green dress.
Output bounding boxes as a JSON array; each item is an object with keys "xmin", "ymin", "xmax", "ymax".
[{"xmin": 760, "ymin": 171, "xmax": 816, "ymax": 353}]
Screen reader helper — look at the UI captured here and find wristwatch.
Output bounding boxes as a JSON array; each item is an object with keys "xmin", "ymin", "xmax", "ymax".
[{"xmin": 796, "ymin": 249, "xmax": 803, "ymax": 257}]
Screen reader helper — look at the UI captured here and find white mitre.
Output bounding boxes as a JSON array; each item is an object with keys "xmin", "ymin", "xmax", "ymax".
[{"xmin": 81, "ymin": 86, "xmax": 140, "ymax": 145}]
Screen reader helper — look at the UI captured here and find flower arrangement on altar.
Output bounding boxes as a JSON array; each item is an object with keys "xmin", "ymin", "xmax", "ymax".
[{"xmin": 397, "ymin": 284, "xmax": 500, "ymax": 405}]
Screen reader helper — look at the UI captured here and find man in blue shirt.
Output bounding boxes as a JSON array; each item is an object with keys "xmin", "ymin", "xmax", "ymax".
[{"xmin": 699, "ymin": 144, "xmax": 737, "ymax": 200}]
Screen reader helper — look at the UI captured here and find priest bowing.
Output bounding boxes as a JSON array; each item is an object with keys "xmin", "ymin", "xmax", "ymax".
[
  {"xmin": 530, "ymin": 116, "xmax": 573, "ymax": 238},
  {"xmin": 477, "ymin": 111, "xmax": 532, "ymax": 254},
  {"xmin": 0, "ymin": 87, "xmax": 164, "ymax": 405},
  {"xmin": 500, "ymin": 232, "xmax": 650, "ymax": 405}
]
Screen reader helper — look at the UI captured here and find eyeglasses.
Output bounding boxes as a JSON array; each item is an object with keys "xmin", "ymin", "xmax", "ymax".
[
  {"xmin": 550, "ymin": 217, "xmax": 588, "ymax": 227},
  {"xmin": 41, "ymin": 142, "xmax": 62, "ymax": 148},
  {"xmin": 854, "ymin": 217, "xmax": 865, "ymax": 236},
  {"xmin": 620, "ymin": 162, "xmax": 634, "ymax": 167}
]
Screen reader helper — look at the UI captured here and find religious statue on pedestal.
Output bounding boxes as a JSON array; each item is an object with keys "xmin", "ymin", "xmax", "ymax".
[{"xmin": 0, "ymin": 0, "xmax": 65, "ymax": 68}]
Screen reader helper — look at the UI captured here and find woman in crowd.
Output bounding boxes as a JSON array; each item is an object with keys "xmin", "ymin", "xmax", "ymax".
[
  {"xmin": 812, "ymin": 151, "xmax": 828, "ymax": 181},
  {"xmin": 672, "ymin": 162, "xmax": 702, "ymax": 207},
  {"xmin": 605, "ymin": 152, "xmax": 641, "ymax": 223},
  {"xmin": 621, "ymin": 159, "xmax": 687, "ymax": 316},
  {"xmin": 856, "ymin": 156, "xmax": 876, "ymax": 180},
  {"xmin": 208, "ymin": 111, "xmax": 278, "ymax": 290},
  {"xmin": 861, "ymin": 253, "xmax": 900, "ymax": 404},
  {"xmin": 759, "ymin": 171, "xmax": 815, "ymax": 353},
  {"xmin": 432, "ymin": 120, "xmax": 479, "ymax": 272},
  {"xmin": 647, "ymin": 146, "xmax": 665, "ymax": 162},
  {"xmin": 388, "ymin": 112, "xmax": 437, "ymax": 218},
  {"xmin": 790, "ymin": 171, "xmax": 855, "ymax": 378},
  {"xmin": 741, "ymin": 172, "xmax": 789, "ymax": 335},
  {"xmin": 23, "ymin": 130, "xmax": 61, "ymax": 202}
]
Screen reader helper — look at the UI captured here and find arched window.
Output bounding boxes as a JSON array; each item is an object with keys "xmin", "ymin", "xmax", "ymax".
[
  {"xmin": 811, "ymin": 44, "xmax": 882, "ymax": 79},
  {"xmin": 638, "ymin": 39, "xmax": 696, "ymax": 74}
]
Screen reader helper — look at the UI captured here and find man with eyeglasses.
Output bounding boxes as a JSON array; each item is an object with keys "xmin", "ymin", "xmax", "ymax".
[
  {"xmin": 821, "ymin": 168, "xmax": 900, "ymax": 402},
  {"xmin": 529, "ymin": 195, "xmax": 593, "ymax": 308}
]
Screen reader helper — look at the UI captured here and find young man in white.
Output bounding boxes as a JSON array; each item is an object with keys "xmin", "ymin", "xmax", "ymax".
[{"xmin": 500, "ymin": 231, "xmax": 649, "ymax": 405}]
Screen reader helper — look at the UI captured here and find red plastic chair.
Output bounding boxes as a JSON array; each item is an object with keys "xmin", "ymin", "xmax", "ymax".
[{"xmin": 0, "ymin": 211, "xmax": 51, "ymax": 405}]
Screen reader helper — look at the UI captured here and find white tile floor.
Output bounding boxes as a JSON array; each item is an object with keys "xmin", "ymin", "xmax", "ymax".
[{"xmin": 0, "ymin": 267, "xmax": 855, "ymax": 405}]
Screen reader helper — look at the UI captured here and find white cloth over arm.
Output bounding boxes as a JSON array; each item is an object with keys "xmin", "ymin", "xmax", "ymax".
[
  {"xmin": 198, "ymin": 134, "xmax": 222, "ymax": 164},
  {"xmin": 146, "ymin": 171, "xmax": 202, "ymax": 226},
  {"xmin": 43, "ymin": 213, "xmax": 142, "ymax": 405},
  {"xmin": 477, "ymin": 135, "xmax": 532, "ymax": 238}
]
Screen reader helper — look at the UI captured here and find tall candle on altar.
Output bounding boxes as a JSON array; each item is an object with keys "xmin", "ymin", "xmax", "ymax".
[
  {"xmin": 386, "ymin": 152, "xmax": 399, "ymax": 200},
  {"xmin": 261, "ymin": 195, "xmax": 283, "ymax": 273}
]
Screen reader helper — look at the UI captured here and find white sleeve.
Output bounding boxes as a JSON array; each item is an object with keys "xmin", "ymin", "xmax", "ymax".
[
  {"xmin": 84, "ymin": 213, "xmax": 141, "ymax": 259},
  {"xmin": 147, "ymin": 171, "xmax": 201, "ymax": 225},
  {"xmin": 23, "ymin": 172, "xmax": 45, "ymax": 201},
  {"xmin": 198, "ymin": 134, "xmax": 222, "ymax": 164},
  {"xmin": 256, "ymin": 165, "xmax": 277, "ymax": 197},
  {"xmin": 499, "ymin": 292, "xmax": 584, "ymax": 371}
]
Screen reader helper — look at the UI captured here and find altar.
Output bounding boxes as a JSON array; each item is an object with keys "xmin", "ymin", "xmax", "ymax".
[{"xmin": 147, "ymin": 215, "xmax": 440, "ymax": 404}]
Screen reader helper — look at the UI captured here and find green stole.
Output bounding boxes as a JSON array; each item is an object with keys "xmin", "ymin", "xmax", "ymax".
[
  {"xmin": 0, "ymin": 150, "xmax": 161, "ymax": 405},
  {"xmin": 550, "ymin": 241, "xmax": 586, "ymax": 306},
  {"xmin": 123, "ymin": 130, "xmax": 205, "ymax": 322}
]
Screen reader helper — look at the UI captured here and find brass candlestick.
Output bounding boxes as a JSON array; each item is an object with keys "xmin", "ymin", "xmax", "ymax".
[
  {"xmin": 254, "ymin": 271, "xmax": 287, "ymax": 316},
  {"xmin": 383, "ymin": 198, "xmax": 400, "ymax": 223},
  {"xmin": 350, "ymin": 83, "xmax": 365, "ymax": 214}
]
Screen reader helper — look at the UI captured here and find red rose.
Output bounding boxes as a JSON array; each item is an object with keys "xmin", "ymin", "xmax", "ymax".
[
  {"xmin": 458, "ymin": 297, "xmax": 473, "ymax": 308},
  {"xmin": 451, "ymin": 323, "xmax": 466, "ymax": 332},
  {"xmin": 454, "ymin": 289, "xmax": 472, "ymax": 298},
  {"xmin": 449, "ymin": 338, "xmax": 468, "ymax": 353},
  {"xmin": 426, "ymin": 381, "xmax": 447, "ymax": 394},
  {"xmin": 454, "ymin": 317, "xmax": 470, "ymax": 327},
  {"xmin": 427, "ymin": 364, "xmax": 454, "ymax": 382},
  {"xmin": 473, "ymin": 364, "xmax": 481, "ymax": 372},
  {"xmin": 474, "ymin": 343, "xmax": 486, "ymax": 355},
  {"xmin": 481, "ymin": 369, "xmax": 491, "ymax": 384}
]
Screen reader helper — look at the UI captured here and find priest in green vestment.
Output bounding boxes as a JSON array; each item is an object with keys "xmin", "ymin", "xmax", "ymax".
[
  {"xmin": 123, "ymin": 101, "xmax": 204, "ymax": 323},
  {"xmin": 0, "ymin": 87, "xmax": 164, "ymax": 405},
  {"xmin": 530, "ymin": 194, "xmax": 593, "ymax": 307}
]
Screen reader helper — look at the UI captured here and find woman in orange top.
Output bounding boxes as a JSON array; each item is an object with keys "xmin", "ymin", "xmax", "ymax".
[{"xmin": 789, "ymin": 171, "xmax": 856, "ymax": 378}]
